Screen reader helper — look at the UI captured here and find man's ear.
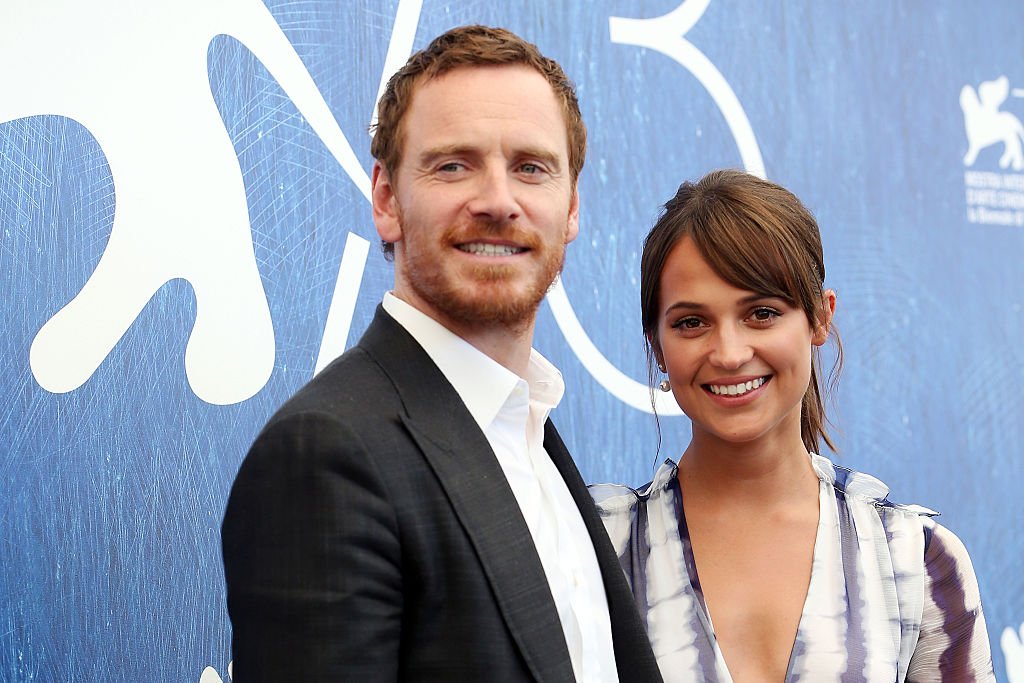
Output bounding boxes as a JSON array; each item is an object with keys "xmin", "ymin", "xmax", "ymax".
[
  {"xmin": 565, "ymin": 187, "xmax": 580, "ymax": 244},
  {"xmin": 372, "ymin": 162, "xmax": 402, "ymax": 244},
  {"xmin": 812, "ymin": 289, "xmax": 837, "ymax": 346}
]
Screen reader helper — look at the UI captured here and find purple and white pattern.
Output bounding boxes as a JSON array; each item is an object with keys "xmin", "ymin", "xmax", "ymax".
[{"xmin": 591, "ymin": 454, "xmax": 996, "ymax": 682}]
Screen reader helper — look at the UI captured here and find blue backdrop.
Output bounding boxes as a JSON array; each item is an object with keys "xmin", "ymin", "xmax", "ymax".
[{"xmin": 1, "ymin": 1, "xmax": 1021, "ymax": 680}]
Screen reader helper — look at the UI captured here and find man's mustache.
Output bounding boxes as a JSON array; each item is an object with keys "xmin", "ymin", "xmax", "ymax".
[{"xmin": 445, "ymin": 218, "xmax": 543, "ymax": 250}]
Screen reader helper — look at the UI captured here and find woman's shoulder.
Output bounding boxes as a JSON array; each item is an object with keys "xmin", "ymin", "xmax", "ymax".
[
  {"xmin": 809, "ymin": 452, "xmax": 939, "ymax": 518},
  {"xmin": 589, "ymin": 459, "xmax": 678, "ymax": 514},
  {"xmin": 588, "ymin": 460, "xmax": 679, "ymax": 551},
  {"xmin": 811, "ymin": 454, "xmax": 985, "ymax": 587},
  {"xmin": 921, "ymin": 518, "xmax": 981, "ymax": 584}
]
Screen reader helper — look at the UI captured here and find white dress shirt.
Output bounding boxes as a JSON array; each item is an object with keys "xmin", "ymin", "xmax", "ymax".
[{"xmin": 383, "ymin": 293, "xmax": 619, "ymax": 682}]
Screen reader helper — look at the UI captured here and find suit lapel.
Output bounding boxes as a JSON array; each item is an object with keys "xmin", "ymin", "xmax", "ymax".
[
  {"xmin": 359, "ymin": 308, "xmax": 575, "ymax": 682},
  {"xmin": 544, "ymin": 422, "xmax": 663, "ymax": 679}
]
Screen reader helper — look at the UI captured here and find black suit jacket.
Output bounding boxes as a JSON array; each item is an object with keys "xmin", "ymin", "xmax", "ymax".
[{"xmin": 222, "ymin": 306, "xmax": 661, "ymax": 681}]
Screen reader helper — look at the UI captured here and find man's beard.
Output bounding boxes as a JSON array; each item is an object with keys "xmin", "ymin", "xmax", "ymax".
[{"xmin": 399, "ymin": 215, "xmax": 567, "ymax": 330}]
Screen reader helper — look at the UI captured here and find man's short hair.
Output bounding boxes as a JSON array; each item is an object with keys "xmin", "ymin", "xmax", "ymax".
[{"xmin": 370, "ymin": 25, "xmax": 587, "ymax": 260}]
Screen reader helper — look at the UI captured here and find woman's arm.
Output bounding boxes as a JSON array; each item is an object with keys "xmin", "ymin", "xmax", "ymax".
[{"xmin": 906, "ymin": 521, "xmax": 996, "ymax": 682}]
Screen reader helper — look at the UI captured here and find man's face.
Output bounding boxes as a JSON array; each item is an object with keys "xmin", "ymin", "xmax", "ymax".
[{"xmin": 372, "ymin": 64, "xmax": 579, "ymax": 335}]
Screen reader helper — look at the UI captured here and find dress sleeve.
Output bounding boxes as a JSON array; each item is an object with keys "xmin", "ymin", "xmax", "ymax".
[{"xmin": 905, "ymin": 521, "xmax": 996, "ymax": 682}]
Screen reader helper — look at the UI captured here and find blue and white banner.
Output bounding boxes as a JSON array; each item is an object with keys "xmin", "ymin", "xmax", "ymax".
[{"xmin": 1, "ymin": 1, "xmax": 1021, "ymax": 680}]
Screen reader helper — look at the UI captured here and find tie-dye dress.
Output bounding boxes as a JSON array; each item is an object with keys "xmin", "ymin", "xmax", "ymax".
[{"xmin": 590, "ymin": 453, "xmax": 995, "ymax": 682}]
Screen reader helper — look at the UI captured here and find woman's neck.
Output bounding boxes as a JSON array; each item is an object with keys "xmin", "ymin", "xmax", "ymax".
[{"xmin": 678, "ymin": 430, "xmax": 819, "ymax": 509}]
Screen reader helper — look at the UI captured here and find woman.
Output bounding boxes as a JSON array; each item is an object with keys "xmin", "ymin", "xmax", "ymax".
[{"xmin": 592, "ymin": 170, "xmax": 995, "ymax": 682}]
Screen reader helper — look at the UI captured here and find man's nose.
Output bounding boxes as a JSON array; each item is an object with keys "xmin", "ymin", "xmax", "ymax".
[{"xmin": 466, "ymin": 167, "xmax": 522, "ymax": 222}]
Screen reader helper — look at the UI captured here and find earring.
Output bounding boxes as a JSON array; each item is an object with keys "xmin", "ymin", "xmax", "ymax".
[{"xmin": 658, "ymin": 378, "xmax": 671, "ymax": 392}]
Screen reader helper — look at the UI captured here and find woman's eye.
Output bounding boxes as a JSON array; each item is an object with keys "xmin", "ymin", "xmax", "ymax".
[
  {"xmin": 750, "ymin": 307, "xmax": 780, "ymax": 322},
  {"xmin": 671, "ymin": 317, "xmax": 702, "ymax": 330}
]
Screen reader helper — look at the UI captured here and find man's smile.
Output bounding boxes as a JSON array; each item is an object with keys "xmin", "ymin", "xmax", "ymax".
[{"xmin": 456, "ymin": 241, "xmax": 528, "ymax": 256}]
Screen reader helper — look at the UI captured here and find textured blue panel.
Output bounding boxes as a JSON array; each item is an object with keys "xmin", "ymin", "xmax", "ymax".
[{"xmin": 0, "ymin": 1, "xmax": 1020, "ymax": 680}]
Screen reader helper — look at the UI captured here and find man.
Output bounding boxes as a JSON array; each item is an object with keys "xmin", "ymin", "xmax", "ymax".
[{"xmin": 222, "ymin": 25, "xmax": 662, "ymax": 682}]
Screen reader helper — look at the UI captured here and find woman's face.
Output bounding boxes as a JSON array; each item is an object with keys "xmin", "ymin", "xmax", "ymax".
[{"xmin": 654, "ymin": 236, "xmax": 832, "ymax": 451}]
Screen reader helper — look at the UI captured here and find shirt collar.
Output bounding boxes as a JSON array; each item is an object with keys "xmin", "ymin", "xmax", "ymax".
[{"xmin": 382, "ymin": 293, "xmax": 564, "ymax": 431}]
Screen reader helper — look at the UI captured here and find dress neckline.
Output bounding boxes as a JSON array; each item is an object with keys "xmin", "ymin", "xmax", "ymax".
[{"xmin": 662, "ymin": 457, "xmax": 824, "ymax": 682}]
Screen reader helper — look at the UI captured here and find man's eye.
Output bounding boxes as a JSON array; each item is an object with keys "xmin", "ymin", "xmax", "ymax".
[
  {"xmin": 438, "ymin": 162, "xmax": 463, "ymax": 172},
  {"xmin": 519, "ymin": 163, "xmax": 543, "ymax": 174}
]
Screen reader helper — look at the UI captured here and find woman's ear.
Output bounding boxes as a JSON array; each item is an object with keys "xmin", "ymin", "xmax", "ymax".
[
  {"xmin": 648, "ymin": 332, "xmax": 666, "ymax": 371},
  {"xmin": 812, "ymin": 289, "xmax": 837, "ymax": 346}
]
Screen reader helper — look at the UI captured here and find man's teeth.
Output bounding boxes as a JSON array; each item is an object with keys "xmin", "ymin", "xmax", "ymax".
[
  {"xmin": 459, "ymin": 243, "xmax": 525, "ymax": 256},
  {"xmin": 708, "ymin": 377, "xmax": 766, "ymax": 396}
]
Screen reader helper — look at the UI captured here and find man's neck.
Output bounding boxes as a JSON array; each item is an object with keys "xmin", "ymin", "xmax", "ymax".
[
  {"xmin": 452, "ymin": 320, "xmax": 535, "ymax": 377},
  {"xmin": 390, "ymin": 291, "xmax": 536, "ymax": 377}
]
